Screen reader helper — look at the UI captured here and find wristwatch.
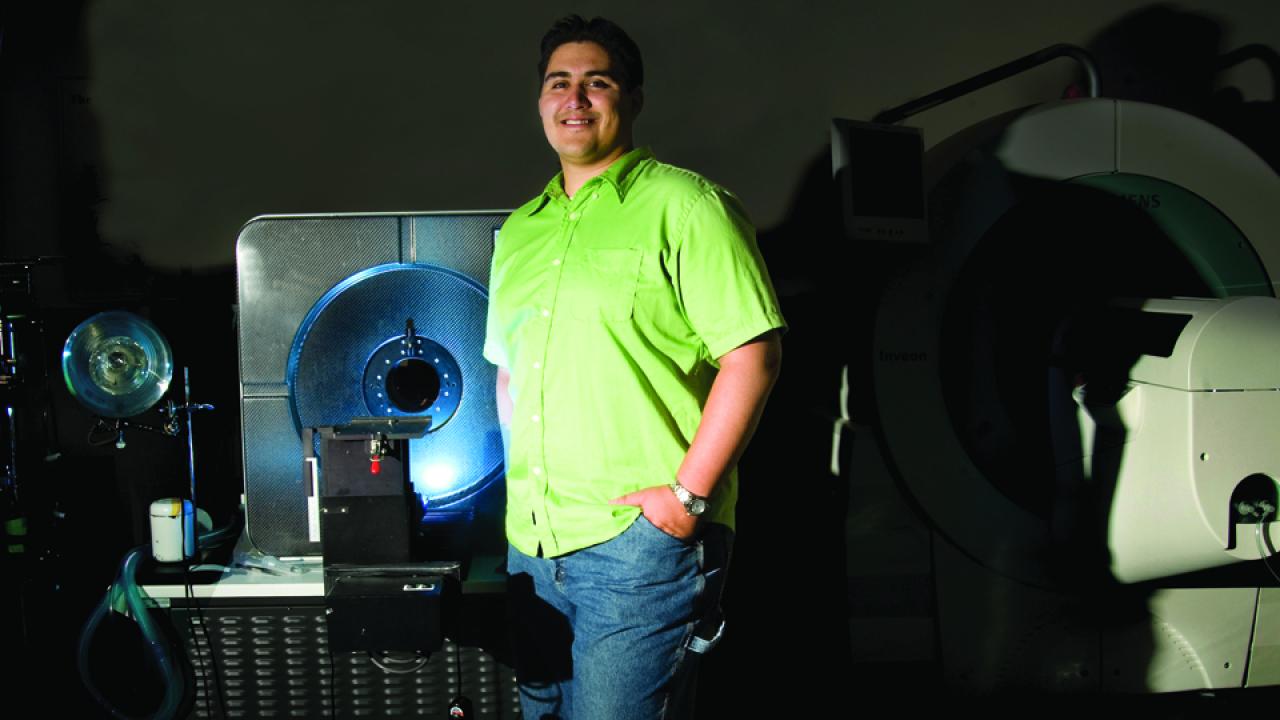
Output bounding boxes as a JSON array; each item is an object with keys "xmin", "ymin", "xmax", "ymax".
[{"xmin": 670, "ymin": 481, "xmax": 709, "ymax": 517}]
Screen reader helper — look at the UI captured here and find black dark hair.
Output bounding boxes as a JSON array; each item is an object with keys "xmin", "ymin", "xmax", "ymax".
[{"xmin": 538, "ymin": 15, "xmax": 644, "ymax": 92}]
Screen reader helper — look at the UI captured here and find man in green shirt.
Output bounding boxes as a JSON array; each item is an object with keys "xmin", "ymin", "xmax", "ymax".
[{"xmin": 484, "ymin": 15, "xmax": 784, "ymax": 720}]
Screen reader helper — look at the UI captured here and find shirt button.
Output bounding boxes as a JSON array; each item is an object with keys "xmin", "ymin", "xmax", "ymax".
[
  {"xmin": 531, "ymin": 415, "xmax": 540, "ymax": 423},
  {"xmin": 533, "ymin": 361, "xmax": 541, "ymax": 369},
  {"xmin": 569, "ymin": 212, "xmax": 579, "ymax": 221},
  {"xmin": 552, "ymin": 258, "xmax": 561, "ymax": 266},
  {"xmin": 533, "ymin": 466, "xmax": 543, "ymax": 475},
  {"xmin": 542, "ymin": 309, "xmax": 550, "ymax": 317},
  {"xmin": 592, "ymin": 192, "xmax": 599, "ymax": 200}
]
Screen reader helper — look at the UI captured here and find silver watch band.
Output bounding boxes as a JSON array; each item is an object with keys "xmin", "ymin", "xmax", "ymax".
[{"xmin": 670, "ymin": 481, "xmax": 709, "ymax": 516}]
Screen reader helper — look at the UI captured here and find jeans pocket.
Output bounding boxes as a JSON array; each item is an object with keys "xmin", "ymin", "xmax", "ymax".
[{"xmin": 634, "ymin": 514, "xmax": 696, "ymax": 547}]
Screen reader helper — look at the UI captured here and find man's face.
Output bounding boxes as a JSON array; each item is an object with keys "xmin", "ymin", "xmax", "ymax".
[{"xmin": 538, "ymin": 41, "xmax": 640, "ymax": 170}]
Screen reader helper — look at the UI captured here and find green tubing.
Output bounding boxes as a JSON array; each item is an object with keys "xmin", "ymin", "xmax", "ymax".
[
  {"xmin": 78, "ymin": 546, "xmax": 186, "ymax": 720},
  {"xmin": 78, "ymin": 507, "xmax": 240, "ymax": 719}
]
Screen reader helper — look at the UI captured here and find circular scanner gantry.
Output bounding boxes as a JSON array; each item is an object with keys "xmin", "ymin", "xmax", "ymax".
[
  {"xmin": 873, "ymin": 98, "xmax": 1280, "ymax": 586},
  {"xmin": 288, "ymin": 263, "xmax": 502, "ymax": 509}
]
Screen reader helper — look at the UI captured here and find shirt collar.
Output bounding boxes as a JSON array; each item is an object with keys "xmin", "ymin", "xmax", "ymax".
[{"xmin": 528, "ymin": 147, "xmax": 655, "ymax": 215}]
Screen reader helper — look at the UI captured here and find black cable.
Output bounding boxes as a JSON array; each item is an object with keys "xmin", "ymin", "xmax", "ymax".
[
  {"xmin": 181, "ymin": 568, "xmax": 207, "ymax": 717},
  {"xmin": 183, "ymin": 554, "xmax": 227, "ymax": 718},
  {"xmin": 447, "ymin": 638, "xmax": 475, "ymax": 718},
  {"xmin": 1255, "ymin": 520, "xmax": 1280, "ymax": 585},
  {"xmin": 179, "ymin": 516, "xmax": 202, "ymax": 718},
  {"xmin": 174, "ymin": 509, "xmax": 239, "ymax": 719}
]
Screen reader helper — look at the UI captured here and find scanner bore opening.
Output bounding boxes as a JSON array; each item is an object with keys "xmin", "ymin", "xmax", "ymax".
[
  {"xmin": 939, "ymin": 182, "xmax": 1220, "ymax": 521},
  {"xmin": 385, "ymin": 357, "xmax": 441, "ymax": 413}
]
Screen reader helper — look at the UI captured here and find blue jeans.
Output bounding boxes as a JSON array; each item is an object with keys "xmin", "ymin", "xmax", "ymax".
[{"xmin": 505, "ymin": 516, "xmax": 732, "ymax": 720}]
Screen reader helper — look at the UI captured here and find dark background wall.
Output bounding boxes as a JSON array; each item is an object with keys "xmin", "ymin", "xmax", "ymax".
[
  {"xmin": 5, "ymin": 1, "xmax": 1280, "ymax": 717},
  {"xmin": 7, "ymin": 1, "xmax": 1280, "ymax": 269}
]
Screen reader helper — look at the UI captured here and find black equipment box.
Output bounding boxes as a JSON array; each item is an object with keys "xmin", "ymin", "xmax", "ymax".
[
  {"xmin": 310, "ymin": 419, "xmax": 456, "ymax": 653},
  {"xmin": 324, "ymin": 572, "xmax": 445, "ymax": 652},
  {"xmin": 309, "ymin": 419, "xmax": 429, "ymax": 566}
]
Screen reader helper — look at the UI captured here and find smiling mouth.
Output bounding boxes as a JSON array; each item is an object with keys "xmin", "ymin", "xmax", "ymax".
[{"xmin": 561, "ymin": 118, "xmax": 594, "ymax": 126}]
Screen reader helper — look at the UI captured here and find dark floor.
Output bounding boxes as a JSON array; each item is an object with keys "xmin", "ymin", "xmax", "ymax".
[
  {"xmin": 22, "ymin": 590, "xmax": 1280, "ymax": 720},
  {"xmin": 8, "ymin": 512, "xmax": 1280, "ymax": 719}
]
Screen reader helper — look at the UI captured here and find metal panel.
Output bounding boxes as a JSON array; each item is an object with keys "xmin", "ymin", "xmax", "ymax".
[
  {"xmin": 406, "ymin": 214, "xmax": 499, "ymax": 286},
  {"xmin": 171, "ymin": 605, "xmax": 520, "ymax": 719},
  {"xmin": 237, "ymin": 217, "xmax": 401, "ymax": 385},
  {"xmin": 242, "ymin": 396, "xmax": 315, "ymax": 557},
  {"xmin": 236, "ymin": 213, "xmax": 505, "ymax": 558}
]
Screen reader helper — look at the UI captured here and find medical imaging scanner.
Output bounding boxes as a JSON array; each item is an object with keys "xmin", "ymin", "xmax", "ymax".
[
  {"xmin": 69, "ymin": 215, "xmax": 518, "ymax": 720},
  {"xmin": 854, "ymin": 96, "xmax": 1280, "ymax": 693},
  {"xmin": 236, "ymin": 212, "xmax": 507, "ymax": 560},
  {"xmin": 100, "ymin": 213, "xmax": 520, "ymax": 718}
]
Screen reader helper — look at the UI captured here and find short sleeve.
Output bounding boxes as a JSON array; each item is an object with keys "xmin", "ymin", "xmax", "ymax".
[
  {"xmin": 675, "ymin": 189, "xmax": 787, "ymax": 361},
  {"xmin": 482, "ymin": 239, "xmax": 509, "ymax": 369}
]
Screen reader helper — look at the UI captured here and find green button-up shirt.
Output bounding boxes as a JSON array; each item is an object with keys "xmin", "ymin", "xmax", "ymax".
[{"xmin": 484, "ymin": 148, "xmax": 785, "ymax": 557}]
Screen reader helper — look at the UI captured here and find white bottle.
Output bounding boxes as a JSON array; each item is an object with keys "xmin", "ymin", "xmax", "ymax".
[{"xmin": 150, "ymin": 498, "xmax": 194, "ymax": 562}]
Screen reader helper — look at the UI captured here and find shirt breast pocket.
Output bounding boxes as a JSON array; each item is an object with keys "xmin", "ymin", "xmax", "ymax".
[{"xmin": 560, "ymin": 248, "xmax": 642, "ymax": 322}]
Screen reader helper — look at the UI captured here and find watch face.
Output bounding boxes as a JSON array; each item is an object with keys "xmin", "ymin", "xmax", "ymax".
[{"xmin": 672, "ymin": 483, "xmax": 707, "ymax": 515}]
